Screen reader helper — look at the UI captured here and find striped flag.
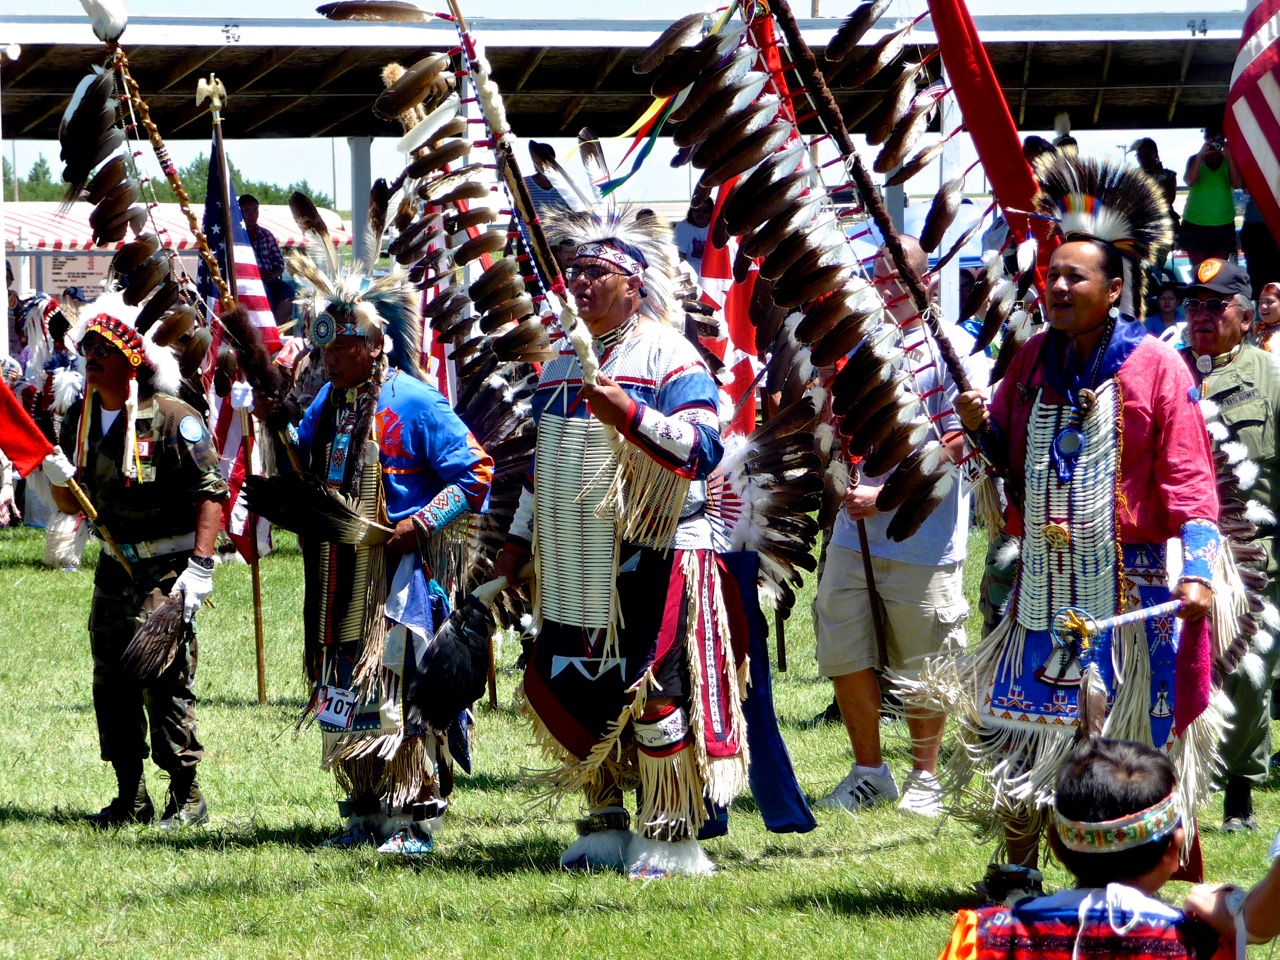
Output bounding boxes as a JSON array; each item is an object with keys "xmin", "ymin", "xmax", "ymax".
[
  {"xmin": 1226, "ymin": 0, "xmax": 1280, "ymax": 244},
  {"xmin": 197, "ymin": 134, "xmax": 273, "ymax": 561},
  {"xmin": 196, "ymin": 136, "xmax": 280, "ymax": 351}
]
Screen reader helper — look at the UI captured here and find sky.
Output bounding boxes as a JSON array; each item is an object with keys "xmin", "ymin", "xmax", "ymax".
[{"xmin": 2, "ymin": 0, "xmax": 1244, "ymax": 212}]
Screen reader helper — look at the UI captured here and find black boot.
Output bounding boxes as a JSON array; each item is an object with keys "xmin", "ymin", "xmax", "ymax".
[
  {"xmin": 1223, "ymin": 777, "xmax": 1257, "ymax": 832},
  {"xmin": 158, "ymin": 770, "xmax": 208, "ymax": 830},
  {"xmin": 84, "ymin": 761, "xmax": 154, "ymax": 828}
]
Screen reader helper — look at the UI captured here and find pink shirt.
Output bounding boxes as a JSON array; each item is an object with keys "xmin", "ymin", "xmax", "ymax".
[{"xmin": 989, "ymin": 332, "xmax": 1218, "ymax": 541}]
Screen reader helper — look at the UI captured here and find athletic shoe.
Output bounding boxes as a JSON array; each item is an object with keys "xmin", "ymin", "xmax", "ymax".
[
  {"xmin": 897, "ymin": 769, "xmax": 943, "ymax": 817},
  {"xmin": 377, "ymin": 829, "xmax": 435, "ymax": 857},
  {"xmin": 1222, "ymin": 815, "xmax": 1259, "ymax": 834},
  {"xmin": 817, "ymin": 764, "xmax": 900, "ymax": 812},
  {"xmin": 321, "ymin": 824, "xmax": 375, "ymax": 849}
]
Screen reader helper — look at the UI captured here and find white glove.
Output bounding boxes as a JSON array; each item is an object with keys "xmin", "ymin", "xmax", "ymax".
[
  {"xmin": 1270, "ymin": 824, "xmax": 1280, "ymax": 861},
  {"xmin": 230, "ymin": 381, "xmax": 255, "ymax": 411},
  {"xmin": 171, "ymin": 558, "xmax": 215, "ymax": 622},
  {"xmin": 42, "ymin": 446, "xmax": 76, "ymax": 487}
]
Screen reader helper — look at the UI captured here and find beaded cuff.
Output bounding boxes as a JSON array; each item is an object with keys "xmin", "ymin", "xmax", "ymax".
[
  {"xmin": 412, "ymin": 482, "xmax": 470, "ymax": 536},
  {"xmin": 1180, "ymin": 519, "xmax": 1220, "ymax": 585}
]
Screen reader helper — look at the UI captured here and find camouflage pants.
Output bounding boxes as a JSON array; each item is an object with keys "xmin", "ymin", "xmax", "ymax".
[
  {"xmin": 88, "ymin": 555, "xmax": 203, "ymax": 773},
  {"xmin": 979, "ymin": 532, "xmax": 1019, "ymax": 637}
]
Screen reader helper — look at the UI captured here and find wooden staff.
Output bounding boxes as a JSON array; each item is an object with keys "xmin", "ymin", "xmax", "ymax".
[
  {"xmin": 67, "ymin": 477, "xmax": 132, "ymax": 577},
  {"xmin": 201, "ymin": 73, "xmax": 268, "ymax": 706},
  {"xmin": 112, "ymin": 48, "xmax": 235, "ymax": 312}
]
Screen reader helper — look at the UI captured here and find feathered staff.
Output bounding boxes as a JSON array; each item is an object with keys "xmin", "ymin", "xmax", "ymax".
[{"xmin": 316, "ymin": 0, "xmax": 602, "ymax": 390}]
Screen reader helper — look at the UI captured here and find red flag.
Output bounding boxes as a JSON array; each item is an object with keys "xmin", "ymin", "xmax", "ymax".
[
  {"xmin": 1225, "ymin": 0, "xmax": 1280, "ymax": 243},
  {"xmin": 0, "ymin": 384, "xmax": 54, "ymax": 477},
  {"xmin": 696, "ymin": 16, "xmax": 797, "ymax": 438},
  {"xmin": 926, "ymin": 0, "xmax": 1056, "ymax": 276}
]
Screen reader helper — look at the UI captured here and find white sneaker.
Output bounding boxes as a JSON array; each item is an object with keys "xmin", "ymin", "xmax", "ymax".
[
  {"xmin": 817, "ymin": 764, "xmax": 900, "ymax": 812},
  {"xmin": 897, "ymin": 769, "xmax": 943, "ymax": 817}
]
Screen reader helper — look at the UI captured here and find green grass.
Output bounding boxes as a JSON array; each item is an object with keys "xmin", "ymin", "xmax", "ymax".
[{"xmin": 1, "ymin": 526, "xmax": 1278, "ymax": 958}]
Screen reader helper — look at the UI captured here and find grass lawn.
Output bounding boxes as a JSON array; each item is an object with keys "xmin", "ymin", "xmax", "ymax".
[{"xmin": 0, "ymin": 524, "xmax": 1277, "ymax": 959}]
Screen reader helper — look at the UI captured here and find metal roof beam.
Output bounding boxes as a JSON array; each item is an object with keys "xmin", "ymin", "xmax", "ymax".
[
  {"xmin": 1017, "ymin": 41, "xmax": 1032, "ymax": 126},
  {"xmin": 157, "ymin": 49, "xmax": 222, "ymax": 91},
  {"xmin": 238, "ymin": 48, "xmax": 368, "ymax": 134},
  {"xmin": 1167, "ymin": 39, "xmax": 1196, "ymax": 122},
  {"xmin": 1092, "ymin": 42, "xmax": 1113, "ymax": 123},
  {"xmin": 513, "ymin": 47, "xmax": 547, "ymax": 91}
]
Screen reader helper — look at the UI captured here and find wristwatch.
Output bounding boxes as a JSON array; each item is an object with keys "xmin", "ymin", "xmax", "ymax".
[{"xmin": 190, "ymin": 555, "xmax": 215, "ymax": 570}]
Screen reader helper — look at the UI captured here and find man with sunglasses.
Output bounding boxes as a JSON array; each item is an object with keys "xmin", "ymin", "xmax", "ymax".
[
  {"xmin": 494, "ymin": 210, "xmax": 744, "ymax": 879},
  {"xmin": 45, "ymin": 293, "xmax": 226, "ymax": 830},
  {"xmin": 1180, "ymin": 258, "xmax": 1280, "ymax": 832}
]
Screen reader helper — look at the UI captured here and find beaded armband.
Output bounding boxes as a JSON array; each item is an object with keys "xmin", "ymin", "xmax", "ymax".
[
  {"xmin": 1179, "ymin": 519, "xmax": 1220, "ymax": 586},
  {"xmin": 411, "ymin": 482, "xmax": 470, "ymax": 537}
]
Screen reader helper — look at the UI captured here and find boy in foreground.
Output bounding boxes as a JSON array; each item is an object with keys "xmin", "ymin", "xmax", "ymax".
[{"xmin": 936, "ymin": 738, "xmax": 1228, "ymax": 960}]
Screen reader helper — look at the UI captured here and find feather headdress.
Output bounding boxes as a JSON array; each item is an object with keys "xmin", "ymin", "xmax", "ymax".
[
  {"xmin": 542, "ymin": 206, "xmax": 682, "ymax": 325},
  {"xmin": 66, "ymin": 291, "xmax": 181, "ymax": 481},
  {"xmin": 287, "ymin": 251, "xmax": 425, "ymax": 380},
  {"xmin": 1032, "ymin": 153, "xmax": 1173, "ymax": 318},
  {"xmin": 68, "ymin": 291, "xmax": 180, "ymax": 397}
]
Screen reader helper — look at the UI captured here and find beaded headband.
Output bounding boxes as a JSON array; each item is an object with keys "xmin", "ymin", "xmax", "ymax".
[
  {"xmin": 575, "ymin": 240, "xmax": 645, "ymax": 276},
  {"xmin": 1054, "ymin": 791, "xmax": 1180, "ymax": 853}
]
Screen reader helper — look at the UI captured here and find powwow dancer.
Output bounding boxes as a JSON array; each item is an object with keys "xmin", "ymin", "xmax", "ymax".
[
  {"xmin": 494, "ymin": 209, "xmax": 750, "ymax": 879},
  {"xmin": 910, "ymin": 152, "xmax": 1230, "ymax": 901},
  {"xmin": 47, "ymin": 292, "xmax": 226, "ymax": 829},
  {"xmin": 257, "ymin": 261, "xmax": 492, "ymax": 856}
]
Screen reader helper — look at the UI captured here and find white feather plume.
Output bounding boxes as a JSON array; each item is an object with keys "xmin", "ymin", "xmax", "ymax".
[
  {"xmin": 1262, "ymin": 602, "xmax": 1280, "ymax": 631},
  {"xmin": 1015, "ymin": 237, "xmax": 1037, "ymax": 276},
  {"xmin": 1206, "ymin": 420, "xmax": 1229, "ymax": 442},
  {"xmin": 1240, "ymin": 651, "xmax": 1268, "ymax": 689},
  {"xmin": 52, "ymin": 367, "xmax": 85, "ymax": 415},
  {"xmin": 1254, "ymin": 629, "xmax": 1275, "ymax": 656},
  {"xmin": 995, "ymin": 536, "xmax": 1022, "ymax": 568},
  {"xmin": 1220, "ymin": 440, "xmax": 1249, "ymax": 465},
  {"xmin": 78, "ymin": 0, "xmax": 127, "ymax": 43},
  {"xmin": 1198, "ymin": 397, "xmax": 1220, "ymax": 419},
  {"xmin": 1234, "ymin": 459, "xmax": 1260, "ymax": 491},
  {"xmin": 1245, "ymin": 499, "xmax": 1276, "ymax": 526}
]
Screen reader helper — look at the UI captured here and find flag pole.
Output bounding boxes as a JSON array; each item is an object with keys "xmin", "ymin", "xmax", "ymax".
[{"xmin": 200, "ymin": 73, "xmax": 267, "ymax": 706}]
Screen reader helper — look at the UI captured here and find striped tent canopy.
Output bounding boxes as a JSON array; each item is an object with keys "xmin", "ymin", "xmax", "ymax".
[{"xmin": 2, "ymin": 202, "xmax": 351, "ymax": 252}]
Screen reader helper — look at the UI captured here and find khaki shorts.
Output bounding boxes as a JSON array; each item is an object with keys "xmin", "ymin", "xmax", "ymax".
[{"xmin": 814, "ymin": 544, "xmax": 968, "ymax": 678}]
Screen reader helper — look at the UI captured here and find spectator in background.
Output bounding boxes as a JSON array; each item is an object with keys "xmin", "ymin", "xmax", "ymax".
[
  {"xmin": 1255, "ymin": 282, "xmax": 1280, "ymax": 352},
  {"xmin": 814, "ymin": 237, "xmax": 988, "ymax": 818},
  {"xmin": 1133, "ymin": 138, "xmax": 1180, "ymax": 268},
  {"xmin": 1145, "ymin": 281, "xmax": 1185, "ymax": 343},
  {"xmin": 238, "ymin": 194, "xmax": 292, "ymax": 325},
  {"xmin": 674, "ymin": 195, "xmax": 713, "ymax": 277},
  {"xmin": 1240, "ymin": 195, "xmax": 1280, "ymax": 300},
  {"xmin": 1181, "ymin": 125, "xmax": 1241, "ymax": 268}
]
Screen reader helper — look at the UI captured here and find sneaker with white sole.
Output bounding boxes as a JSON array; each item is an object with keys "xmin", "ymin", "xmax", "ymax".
[
  {"xmin": 817, "ymin": 763, "xmax": 900, "ymax": 812},
  {"xmin": 897, "ymin": 769, "xmax": 943, "ymax": 817}
]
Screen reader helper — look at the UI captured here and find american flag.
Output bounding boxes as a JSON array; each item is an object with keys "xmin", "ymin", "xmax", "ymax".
[
  {"xmin": 198, "ymin": 134, "xmax": 274, "ymax": 561},
  {"xmin": 1225, "ymin": 0, "xmax": 1280, "ymax": 243}
]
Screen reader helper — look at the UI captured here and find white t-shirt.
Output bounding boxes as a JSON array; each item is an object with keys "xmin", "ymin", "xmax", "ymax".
[{"xmin": 831, "ymin": 319, "xmax": 990, "ymax": 567}]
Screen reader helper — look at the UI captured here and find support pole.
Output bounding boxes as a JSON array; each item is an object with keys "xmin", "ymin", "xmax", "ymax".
[{"xmin": 349, "ymin": 135, "xmax": 373, "ymax": 265}]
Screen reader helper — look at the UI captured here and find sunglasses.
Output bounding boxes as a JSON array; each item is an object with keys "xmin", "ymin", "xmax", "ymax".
[
  {"xmin": 564, "ymin": 264, "xmax": 628, "ymax": 284},
  {"xmin": 82, "ymin": 339, "xmax": 117, "ymax": 359},
  {"xmin": 1182, "ymin": 298, "xmax": 1232, "ymax": 314}
]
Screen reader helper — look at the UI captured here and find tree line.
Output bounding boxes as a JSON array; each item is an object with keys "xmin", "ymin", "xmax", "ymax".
[{"xmin": 3, "ymin": 153, "xmax": 335, "ymax": 211}]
